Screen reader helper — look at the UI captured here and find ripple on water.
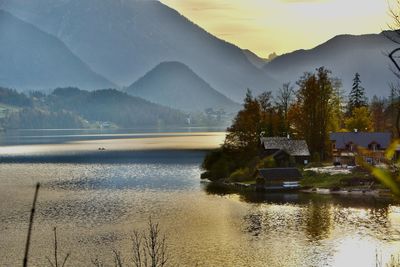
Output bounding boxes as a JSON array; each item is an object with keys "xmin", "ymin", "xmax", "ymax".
[{"xmin": 1, "ymin": 159, "xmax": 400, "ymax": 266}]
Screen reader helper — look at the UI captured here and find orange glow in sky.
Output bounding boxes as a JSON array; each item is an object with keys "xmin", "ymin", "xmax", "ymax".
[{"xmin": 161, "ymin": 0, "xmax": 390, "ymax": 58}]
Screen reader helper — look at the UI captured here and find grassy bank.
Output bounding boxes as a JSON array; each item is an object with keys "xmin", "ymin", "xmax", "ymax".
[{"xmin": 301, "ymin": 170, "xmax": 377, "ymax": 189}]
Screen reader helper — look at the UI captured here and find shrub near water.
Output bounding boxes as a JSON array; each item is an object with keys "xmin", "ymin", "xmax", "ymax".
[
  {"xmin": 256, "ymin": 157, "xmax": 277, "ymax": 169},
  {"xmin": 229, "ymin": 168, "xmax": 251, "ymax": 182}
]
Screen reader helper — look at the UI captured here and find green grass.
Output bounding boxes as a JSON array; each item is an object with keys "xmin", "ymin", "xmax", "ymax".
[
  {"xmin": 240, "ymin": 181, "xmax": 257, "ymax": 185},
  {"xmin": 301, "ymin": 171, "xmax": 373, "ymax": 189}
]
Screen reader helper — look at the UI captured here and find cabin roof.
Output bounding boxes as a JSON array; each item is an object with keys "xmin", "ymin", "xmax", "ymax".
[
  {"xmin": 261, "ymin": 137, "xmax": 310, "ymax": 156},
  {"xmin": 258, "ymin": 168, "xmax": 303, "ymax": 180},
  {"xmin": 329, "ymin": 132, "xmax": 391, "ymax": 149}
]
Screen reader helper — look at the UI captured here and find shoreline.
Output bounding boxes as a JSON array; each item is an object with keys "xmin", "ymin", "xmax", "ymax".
[
  {"xmin": 300, "ymin": 187, "xmax": 392, "ymax": 197},
  {"xmin": 203, "ymin": 180, "xmax": 395, "ymax": 199}
]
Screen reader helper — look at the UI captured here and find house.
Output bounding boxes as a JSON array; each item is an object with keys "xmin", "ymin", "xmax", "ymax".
[
  {"xmin": 329, "ymin": 132, "xmax": 391, "ymax": 165},
  {"xmin": 257, "ymin": 168, "xmax": 302, "ymax": 190},
  {"xmin": 260, "ymin": 137, "xmax": 310, "ymax": 165}
]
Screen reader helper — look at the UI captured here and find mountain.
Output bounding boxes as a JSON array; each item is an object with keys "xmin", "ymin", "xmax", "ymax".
[
  {"xmin": 0, "ymin": 10, "xmax": 114, "ymax": 91},
  {"xmin": 126, "ymin": 62, "xmax": 240, "ymax": 112},
  {"xmin": 242, "ymin": 49, "xmax": 268, "ymax": 69},
  {"xmin": 0, "ymin": 0, "xmax": 277, "ymax": 101},
  {"xmin": 47, "ymin": 88, "xmax": 186, "ymax": 127},
  {"xmin": 263, "ymin": 33, "xmax": 398, "ymax": 96}
]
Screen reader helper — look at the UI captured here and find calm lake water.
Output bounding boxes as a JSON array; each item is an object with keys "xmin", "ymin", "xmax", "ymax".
[{"xmin": 1, "ymin": 129, "xmax": 400, "ymax": 266}]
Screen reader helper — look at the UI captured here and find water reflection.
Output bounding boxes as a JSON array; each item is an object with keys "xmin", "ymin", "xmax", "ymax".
[
  {"xmin": 0, "ymin": 127, "xmax": 226, "ymax": 145},
  {"xmin": 204, "ymin": 183, "xmax": 400, "ymax": 244},
  {"xmin": 305, "ymin": 202, "xmax": 332, "ymax": 240},
  {"xmin": 203, "ymin": 182, "xmax": 397, "ymax": 208},
  {"xmin": 2, "ymin": 132, "xmax": 400, "ymax": 266}
]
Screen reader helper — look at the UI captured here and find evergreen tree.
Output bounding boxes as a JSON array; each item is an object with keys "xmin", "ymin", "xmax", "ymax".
[{"xmin": 348, "ymin": 73, "xmax": 368, "ymax": 113}]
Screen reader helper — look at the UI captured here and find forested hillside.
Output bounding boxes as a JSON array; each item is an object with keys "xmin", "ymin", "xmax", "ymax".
[{"xmin": 0, "ymin": 87, "xmax": 188, "ymax": 129}]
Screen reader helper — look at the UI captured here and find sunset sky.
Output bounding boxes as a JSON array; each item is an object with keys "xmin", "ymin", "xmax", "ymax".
[{"xmin": 161, "ymin": 0, "xmax": 391, "ymax": 58}]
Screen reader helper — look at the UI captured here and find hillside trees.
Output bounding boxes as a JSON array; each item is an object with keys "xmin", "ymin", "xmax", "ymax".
[
  {"xmin": 0, "ymin": 87, "xmax": 191, "ymax": 129},
  {"xmin": 0, "ymin": 87, "xmax": 32, "ymax": 107}
]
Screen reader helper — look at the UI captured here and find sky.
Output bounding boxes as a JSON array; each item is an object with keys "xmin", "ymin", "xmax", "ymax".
[{"xmin": 160, "ymin": 0, "xmax": 391, "ymax": 58}]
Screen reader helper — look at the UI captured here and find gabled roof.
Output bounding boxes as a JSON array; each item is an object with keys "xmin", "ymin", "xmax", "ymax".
[
  {"xmin": 261, "ymin": 137, "xmax": 310, "ymax": 156},
  {"xmin": 329, "ymin": 132, "xmax": 391, "ymax": 149},
  {"xmin": 258, "ymin": 168, "xmax": 302, "ymax": 180}
]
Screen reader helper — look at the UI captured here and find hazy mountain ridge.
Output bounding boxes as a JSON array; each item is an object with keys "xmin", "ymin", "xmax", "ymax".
[
  {"xmin": 264, "ymin": 32, "xmax": 398, "ymax": 96},
  {"xmin": 0, "ymin": 0, "xmax": 277, "ymax": 101},
  {"xmin": 126, "ymin": 61, "xmax": 241, "ymax": 112},
  {"xmin": 0, "ymin": 10, "xmax": 115, "ymax": 91},
  {"xmin": 0, "ymin": 0, "xmax": 396, "ymax": 102},
  {"xmin": 0, "ymin": 86, "xmax": 187, "ymax": 129},
  {"xmin": 47, "ymin": 88, "xmax": 186, "ymax": 127},
  {"xmin": 242, "ymin": 49, "xmax": 268, "ymax": 69}
]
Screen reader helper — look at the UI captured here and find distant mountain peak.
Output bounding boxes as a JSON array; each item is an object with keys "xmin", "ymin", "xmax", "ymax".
[
  {"xmin": 242, "ymin": 49, "xmax": 268, "ymax": 69},
  {"xmin": 126, "ymin": 61, "xmax": 240, "ymax": 112},
  {"xmin": 0, "ymin": 0, "xmax": 277, "ymax": 101},
  {"xmin": 0, "ymin": 9, "xmax": 115, "ymax": 90},
  {"xmin": 264, "ymin": 32, "xmax": 397, "ymax": 97}
]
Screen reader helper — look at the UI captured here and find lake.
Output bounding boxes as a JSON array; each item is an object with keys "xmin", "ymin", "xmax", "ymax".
[{"xmin": 1, "ymin": 129, "xmax": 400, "ymax": 266}]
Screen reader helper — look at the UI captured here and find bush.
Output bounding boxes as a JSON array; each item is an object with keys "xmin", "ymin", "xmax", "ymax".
[
  {"xmin": 202, "ymin": 149, "xmax": 223, "ymax": 170},
  {"xmin": 257, "ymin": 156, "xmax": 277, "ymax": 169},
  {"xmin": 255, "ymin": 176, "xmax": 265, "ymax": 185},
  {"xmin": 312, "ymin": 152, "xmax": 321, "ymax": 163},
  {"xmin": 200, "ymin": 172, "xmax": 212, "ymax": 179},
  {"xmin": 229, "ymin": 168, "xmax": 251, "ymax": 182},
  {"xmin": 209, "ymin": 158, "xmax": 229, "ymax": 181},
  {"xmin": 303, "ymin": 170, "xmax": 318, "ymax": 177}
]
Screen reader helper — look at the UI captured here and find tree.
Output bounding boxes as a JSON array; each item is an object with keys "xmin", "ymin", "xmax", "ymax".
[
  {"xmin": 224, "ymin": 89, "xmax": 262, "ymax": 154},
  {"xmin": 201, "ymin": 90, "xmax": 263, "ymax": 180},
  {"xmin": 370, "ymin": 95, "xmax": 387, "ymax": 132},
  {"xmin": 329, "ymin": 78, "xmax": 345, "ymax": 131},
  {"xmin": 92, "ymin": 219, "xmax": 169, "ymax": 267},
  {"xmin": 386, "ymin": 0, "xmax": 400, "ymax": 79},
  {"xmin": 389, "ymin": 83, "xmax": 400, "ymax": 137},
  {"xmin": 276, "ymin": 82, "xmax": 294, "ymax": 134},
  {"xmin": 386, "ymin": 2, "xmax": 400, "ymax": 136},
  {"xmin": 291, "ymin": 67, "xmax": 338, "ymax": 160},
  {"xmin": 257, "ymin": 91, "xmax": 273, "ymax": 113},
  {"xmin": 344, "ymin": 106, "xmax": 372, "ymax": 132},
  {"xmin": 348, "ymin": 73, "xmax": 367, "ymax": 114}
]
